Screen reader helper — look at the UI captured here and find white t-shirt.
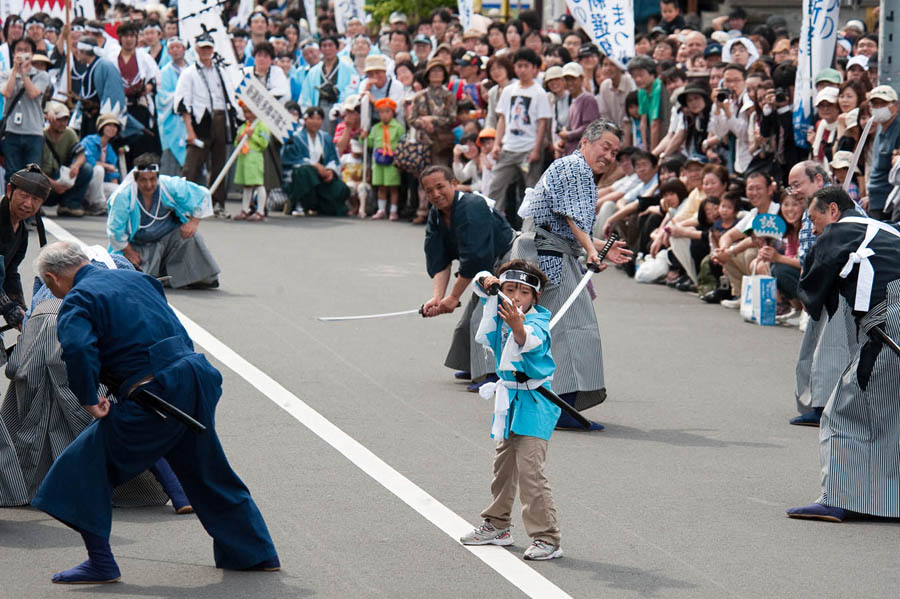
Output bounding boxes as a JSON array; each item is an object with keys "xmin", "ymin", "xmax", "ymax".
[
  {"xmin": 497, "ymin": 79, "xmax": 552, "ymax": 153},
  {"xmin": 736, "ymin": 200, "xmax": 781, "ymax": 232}
]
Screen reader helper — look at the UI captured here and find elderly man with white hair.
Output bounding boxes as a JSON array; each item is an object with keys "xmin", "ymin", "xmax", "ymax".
[{"xmin": 30, "ymin": 240, "xmax": 279, "ymax": 584}]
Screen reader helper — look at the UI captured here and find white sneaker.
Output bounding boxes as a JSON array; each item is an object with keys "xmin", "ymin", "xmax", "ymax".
[
  {"xmin": 291, "ymin": 208, "xmax": 305, "ymax": 217},
  {"xmin": 523, "ymin": 540, "xmax": 563, "ymax": 560},
  {"xmin": 459, "ymin": 521, "xmax": 514, "ymax": 546},
  {"xmin": 799, "ymin": 310, "xmax": 810, "ymax": 332},
  {"xmin": 720, "ymin": 298, "xmax": 741, "ymax": 309}
]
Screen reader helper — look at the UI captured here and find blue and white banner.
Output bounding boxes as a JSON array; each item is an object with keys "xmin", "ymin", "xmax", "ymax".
[
  {"xmin": 458, "ymin": 0, "xmax": 473, "ymax": 31},
  {"xmin": 236, "ymin": 73, "xmax": 301, "ymax": 144},
  {"xmin": 565, "ymin": 0, "xmax": 634, "ymax": 64},
  {"xmin": 793, "ymin": 0, "xmax": 840, "ymax": 148},
  {"xmin": 334, "ymin": 0, "xmax": 365, "ymax": 33}
]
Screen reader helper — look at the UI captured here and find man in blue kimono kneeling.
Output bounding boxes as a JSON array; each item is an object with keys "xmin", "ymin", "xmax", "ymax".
[{"xmin": 31, "ymin": 241, "xmax": 279, "ymax": 584}]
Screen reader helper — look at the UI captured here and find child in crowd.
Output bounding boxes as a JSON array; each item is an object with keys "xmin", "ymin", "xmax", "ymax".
[
  {"xmin": 476, "ymin": 128, "xmax": 496, "ymax": 197},
  {"xmin": 624, "ymin": 91, "xmax": 643, "ymax": 149},
  {"xmin": 452, "ymin": 134, "xmax": 482, "ymax": 192},
  {"xmin": 460, "ymin": 259, "xmax": 563, "ymax": 562},
  {"xmin": 233, "ymin": 102, "xmax": 271, "ymax": 221},
  {"xmin": 341, "ymin": 138, "xmax": 365, "ymax": 207},
  {"xmin": 698, "ymin": 193, "xmax": 739, "ymax": 299},
  {"xmin": 365, "ymin": 97, "xmax": 404, "ymax": 220}
]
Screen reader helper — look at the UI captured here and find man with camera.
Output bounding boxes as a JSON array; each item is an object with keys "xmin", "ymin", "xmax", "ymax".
[
  {"xmin": 174, "ymin": 34, "xmax": 239, "ymax": 217},
  {"xmin": 0, "ymin": 37, "xmax": 51, "ymax": 177},
  {"xmin": 759, "ymin": 63, "xmax": 801, "ymax": 184},
  {"xmin": 299, "ymin": 36, "xmax": 355, "ymax": 135},
  {"xmin": 708, "ymin": 63, "xmax": 751, "ymax": 175}
]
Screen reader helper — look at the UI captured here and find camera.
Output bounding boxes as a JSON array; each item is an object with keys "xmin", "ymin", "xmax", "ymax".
[
  {"xmin": 716, "ymin": 89, "xmax": 731, "ymax": 102},
  {"xmin": 775, "ymin": 88, "xmax": 788, "ymax": 104}
]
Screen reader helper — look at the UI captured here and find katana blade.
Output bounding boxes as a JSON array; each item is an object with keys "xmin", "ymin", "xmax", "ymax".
[
  {"xmin": 550, "ymin": 232, "xmax": 619, "ymax": 330},
  {"xmin": 317, "ymin": 308, "xmax": 422, "ymax": 322}
]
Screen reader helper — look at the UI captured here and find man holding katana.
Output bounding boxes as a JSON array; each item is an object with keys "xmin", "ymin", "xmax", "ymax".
[
  {"xmin": 787, "ymin": 187, "xmax": 900, "ymax": 522},
  {"xmin": 420, "ymin": 165, "xmax": 515, "ymax": 390},
  {"xmin": 510, "ymin": 118, "xmax": 632, "ymax": 431},
  {"xmin": 31, "ymin": 241, "xmax": 280, "ymax": 583}
]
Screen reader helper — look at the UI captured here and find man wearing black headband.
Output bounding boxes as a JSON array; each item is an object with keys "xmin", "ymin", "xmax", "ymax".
[
  {"xmin": 0, "ymin": 165, "xmax": 50, "ymax": 328},
  {"xmin": 107, "ymin": 153, "xmax": 220, "ymax": 289}
]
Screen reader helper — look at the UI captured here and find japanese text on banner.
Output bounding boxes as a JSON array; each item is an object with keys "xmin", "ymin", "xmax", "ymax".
[
  {"xmin": 793, "ymin": 0, "xmax": 840, "ymax": 148},
  {"xmin": 565, "ymin": 0, "xmax": 634, "ymax": 63}
]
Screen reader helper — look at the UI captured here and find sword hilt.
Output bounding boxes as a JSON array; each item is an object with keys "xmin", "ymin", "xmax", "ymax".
[
  {"xmin": 477, "ymin": 275, "xmax": 501, "ymax": 296},
  {"xmin": 590, "ymin": 232, "xmax": 620, "ymax": 272}
]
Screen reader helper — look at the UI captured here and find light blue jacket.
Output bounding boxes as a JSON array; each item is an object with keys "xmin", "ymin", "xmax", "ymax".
[
  {"xmin": 298, "ymin": 59, "xmax": 356, "ymax": 109},
  {"xmin": 106, "ymin": 174, "xmax": 211, "ymax": 251},
  {"xmin": 281, "ymin": 127, "xmax": 341, "ymax": 175},
  {"xmin": 474, "ymin": 279, "xmax": 560, "ymax": 441},
  {"xmin": 155, "ymin": 62, "xmax": 187, "ymax": 166}
]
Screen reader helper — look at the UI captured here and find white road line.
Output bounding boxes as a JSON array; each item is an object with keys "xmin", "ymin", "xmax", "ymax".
[{"xmin": 41, "ymin": 219, "xmax": 572, "ymax": 599}]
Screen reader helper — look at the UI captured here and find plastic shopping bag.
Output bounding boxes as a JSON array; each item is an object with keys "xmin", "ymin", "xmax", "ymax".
[{"xmin": 740, "ymin": 271, "xmax": 777, "ymax": 326}]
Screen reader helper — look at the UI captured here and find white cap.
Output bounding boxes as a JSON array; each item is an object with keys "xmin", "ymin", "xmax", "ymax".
[
  {"xmin": 845, "ymin": 19, "xmax": 865, "ymax": 33},
  {"xmin": 543, "ymin": 66, "xmax": 564, "ymax": 82},
  {"xmin": 45, "ymin": 100, "xmax": 70, "ymax": 119},
  {"xmin": 389, "ymin": 11, "xmax": 407, "ymax": 24},
  {"xmin": 868, "ymin": 85, "xmax": 899, "ymax": 103},
  {"xmin": 830, "ymin": 150, "xmax": 861, "ymax": 173},
  {"xmin": 710, "ymin": 31, "xmax": 730, "ymax": 44},
  {"xmin": 814, "ymin": 86, "xmax": 839, "ymax": 106},
  {"xmin": 561, "ymin": 62, "xmax": 584, "ymax": 78},
  {"xmin": 847, "ymin": 54, "xmax": 869, "ymax": 71}
]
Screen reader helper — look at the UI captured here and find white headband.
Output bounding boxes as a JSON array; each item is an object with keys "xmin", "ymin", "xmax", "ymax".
[{"xmin": 499, "ymin": 269, "xmax": 541, "ymax": 293}]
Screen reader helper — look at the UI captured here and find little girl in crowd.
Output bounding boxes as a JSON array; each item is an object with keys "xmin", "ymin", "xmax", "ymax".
[{"xmin": 233, "ymin": 102, "xmax": 271, "ymax": 222}]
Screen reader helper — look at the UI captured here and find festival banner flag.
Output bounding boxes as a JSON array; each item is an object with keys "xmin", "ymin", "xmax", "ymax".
[
  {"xmin": 458, "ymin": 0, "xmax": 473, "ymax": 31},
  {"xmin": 1, "ymin": 0, "xmax": 95, "ymax": 22},
  {"xmin": 333, "ymin": 0, "xmax": 365, "ymax": 33},
  {"xmin": 236, "ymin": 72, "xmax": 301, "ymax": 143},
  {"xmin": 304, "ymin": 0, "xmax": 317, "ymax": 34},
  {"xmin": 565, "ymin": 0, "xmax": 634, "ymax": 64},
  {"xmin": 793, "ymin": 0, "xmax": 840, "ymax": 148}
]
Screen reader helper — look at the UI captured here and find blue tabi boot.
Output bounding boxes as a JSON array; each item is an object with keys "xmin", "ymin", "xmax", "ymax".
[
  {"xmin": 244, "ymin": 556, "xmax": 281, "ymax": 572},
  {"xmin": 554, "ymin": 392, "xmax": 604, "ymax": 431},
  {"xmin": 467, "ymin": 374, "xmax": 499, "ymax": 393},
  {"xmin": 789, "ymin": 407, "xmax": 823, "ymax": 427},
  {"xmin": 786, "ymin": 503, "xmax": 846, "ymax": 522},
  {"xmin": 52, "ymin": 531, "xmax": 121, "ymax": 584},
  {"xmin": 150, "ymin": 458, "xmax": 193, "ymax": 514}
]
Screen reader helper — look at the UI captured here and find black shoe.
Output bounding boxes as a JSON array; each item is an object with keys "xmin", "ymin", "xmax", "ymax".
[
  {"xmin": 185, "ymin": 279, "xmax": 219, "ymax": 289},
  {"xmin": 676, "ymin": 277, "xmax": 697, "ymax": 292},
  {"xmin": 701, "ymin": 288, "xmax": 729, "ymax": 304}
]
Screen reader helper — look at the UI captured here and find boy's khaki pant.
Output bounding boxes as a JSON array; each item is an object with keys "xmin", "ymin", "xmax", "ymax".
[{"xmin": 481, "ymin": 433, "xmax": 560, "ymax": 546}]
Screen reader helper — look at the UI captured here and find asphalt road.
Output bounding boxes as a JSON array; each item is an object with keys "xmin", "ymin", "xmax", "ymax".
[{"xmin": 1, "ymin": 208, "xmax": 898, "ymax": 599}]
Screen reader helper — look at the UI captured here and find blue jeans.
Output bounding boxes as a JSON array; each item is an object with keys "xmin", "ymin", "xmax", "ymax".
[
  {"xmin": 1, "ymin": 132, "xmax": 43, "ymax": 177},
  {"xmin": 45, "ymin": 163, "xmax": 92, "ymax": 209}
]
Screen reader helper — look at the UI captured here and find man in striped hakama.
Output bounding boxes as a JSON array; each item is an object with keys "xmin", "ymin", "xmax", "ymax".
[
  {"xmin": 788, "ymin": 187, "xmax": 900, "ymax": 522},
  {"xmin": 789, "ymin": 162, "xmax": 858, "ymax": 426},
  {"xmin": 510, "ymin": 119, "xmax": 632, "ymax": 431}
]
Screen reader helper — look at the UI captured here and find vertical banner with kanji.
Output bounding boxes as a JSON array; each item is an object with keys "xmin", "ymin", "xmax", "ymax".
[
  {"xmin": 793, "ymin": 0, "xmax": 840, "ymax": 148},
  {"xmin": 565, "ymin": 0, "xmax": 634, "ymax": 64},
  {"xmin": 334, "ymin": 0, "xmax": 365, "ymax": 33},
  {"xmin": 304, "ymin": 0, "xmax": 318, "ymax": 34},
  {"xmin": 236, "ymin": 73, "xmax": 301, "ymax": 143},
  {"xmin": 458, "ymin": 0, "xmax": 473, "ymax": 31}
]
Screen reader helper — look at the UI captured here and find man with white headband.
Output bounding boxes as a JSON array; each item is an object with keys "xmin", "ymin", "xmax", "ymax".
[
  {"xmin": 141, "ymin": 21, "xmax": 169, "ymax": 68},
  {"xmin": 106, "ymin": 153, "xmax": 220, "ymax": 289},
  {"xmin": 458, "ymin": 259, "xmax": 566, "ymax": 561},
  {"xmin": 85, "ymin": 19, "xmax": 121, "ymax": 62},
  {"xmin": 114, "ymin": 21, "xmax": 161, "ymax": 164},
  {"xmin": 72, "ymin": 38, "xmax": 137, "ymax": 139}
]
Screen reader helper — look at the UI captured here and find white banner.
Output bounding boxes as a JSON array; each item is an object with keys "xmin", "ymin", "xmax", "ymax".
[
  {"xmin": 236, "ymin": 72, "xmax": 300, "ymax": 143},
  {"xmin": 333, "ymin": 0, "xmax": 365, "ymax": 34},
  {"xmin": 304, "ymin": 0, "xmax": 318, "ymax": 35},
  {"xmin": 793, "ymin": 0, "xmax": 840, "ymax": 148},
  {"xmin": 1, "ymin": 0, "xmax": 95, "ymax": 23},
  {"xmin": 458, "ymin": 0, "xmax": 473, "ymax": 31},
  {"xmin": 178, "ymin": 0, "xmax": 242, "ymax": 85},
  {"xmin": 565, "ymin": 0, "xmax": 634, "ymax": 64}
]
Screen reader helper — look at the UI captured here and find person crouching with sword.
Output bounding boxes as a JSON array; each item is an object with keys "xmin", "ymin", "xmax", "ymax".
[{"xmin": 459, "ymin": 260, "xmax": 564, "ymax": 560}]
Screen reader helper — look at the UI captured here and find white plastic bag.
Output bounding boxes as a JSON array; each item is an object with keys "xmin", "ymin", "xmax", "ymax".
[
  {"xmin": 635, "ymin": 249, "xmax": 669, "ymax": 284},
  {"xmin": 740, "ymin": 267, "xmax": 777, "ymax": 326}
]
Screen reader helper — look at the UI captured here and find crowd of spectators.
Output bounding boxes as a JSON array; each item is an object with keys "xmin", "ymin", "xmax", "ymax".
[{"xmin": 0, "ymin": 0, "xmax": 897, "ymax": 326}]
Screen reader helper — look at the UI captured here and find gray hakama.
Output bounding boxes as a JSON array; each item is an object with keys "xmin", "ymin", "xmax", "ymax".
[
  {"xmin": 510, "ymin": 228, "xmax": 606, "ymax": 409},
  {"xmin": 818, "ymin": 289, "xmax": 900, "ymax": 516},
  {"xmin": 0, "ymin": 299, "xmax": 167, "ymax": 507},
  {"xmin": 445, "ymin": 292, "xmax": 498, "ymax": 381},
  {"xmin": 794, "ymin": 297, "xmax": 857, "ymax": 412},
  {"xmin": 133, "ymin": 228, "xmax": 220, "ymax": 288}
]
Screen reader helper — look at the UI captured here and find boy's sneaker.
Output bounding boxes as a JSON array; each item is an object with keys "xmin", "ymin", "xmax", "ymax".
[
  {"xmin": 460, "ymin": 521, "xmax": 514, "ymax": 546},
  {"xmin": 523, "ymin": 540, "xmax": 563, "ymax": 561}
]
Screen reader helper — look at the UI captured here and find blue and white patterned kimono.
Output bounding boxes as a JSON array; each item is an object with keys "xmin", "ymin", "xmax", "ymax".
[
  {"xmin": 155, "ymin": 62, "xmax": 187, "ymax": 166},
  {"xmin": 473, "ymin": 275, "xmax": 560, "ymax": 441}
]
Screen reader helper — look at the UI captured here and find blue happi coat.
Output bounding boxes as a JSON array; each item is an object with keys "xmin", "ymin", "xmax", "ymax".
[
  {"xmin": 156, "ymin": 62, "xmax": 187, "ymax": 166},
  {"xmin": 32, "ymin": 266, "xmax": 278, "ymax": 569},
  {"xmin": 473, "ymin": 276, "xmax": 560, "ymax": 441}
]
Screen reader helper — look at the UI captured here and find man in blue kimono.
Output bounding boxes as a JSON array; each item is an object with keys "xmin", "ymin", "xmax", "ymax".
[
  {"xmin": 73, "ymin": 39, "xmax": 142, "ymax": 139},
  {"xmin": 419, "ymin": 166, "xmax": 515, "ymax": 390},
  {"xmin": 31, "ymin": 241, "xmax": 279, "ymax": 583},
  {"xmin": 155, "ymin": 38, "xmax": 188, "ymax": 176}
]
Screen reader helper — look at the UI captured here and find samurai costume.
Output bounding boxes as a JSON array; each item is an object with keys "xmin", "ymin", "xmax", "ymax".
[
  {"xmin": 117, "ymin": 48, "xmax": 162, "ymax": 164},
  {"xmin": 106, "ymin": 172, "xmax": 220, "ymax": 288},
  {"xmin": 466, "ymin": 272, "xmax": 561, "ymax": 549},
  {"xmin": 791, "ymin": 213, "xmax": 900, "ymax": 519},
  {"xmin": 74, "ymin": 44, "xmax": 142, "ymax": 139},
  {"xmin": 0, "ymin": 251, "xmax": 186, "ymax": 510},
  {"xmin": 155, "ymin": 61, "xmax": 188, "ymax": 175},
  {"xmin": 425, "ymin": 191, "xmax": 514, "ymax": 382},
  {"xmin": 281, "ymin": 126, "xmax": 350, "ymax": 215},
  {"xmin": 32, "ymin": 265, "xmax": 279, "ymax": 582},
  {"xmin": 298, "ymin": 59, "xmax": 356, "ymax": 134},
  {"xmin": 510, "ymin": 151, "xmax": 608, "ymax": 426}
]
